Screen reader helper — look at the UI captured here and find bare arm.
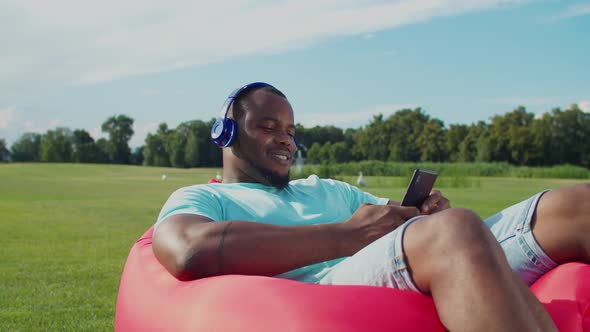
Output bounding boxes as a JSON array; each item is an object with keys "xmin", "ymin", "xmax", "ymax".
[{"xmin": 152, "ymin": 204, "xmax": 419, "ymax": 281}]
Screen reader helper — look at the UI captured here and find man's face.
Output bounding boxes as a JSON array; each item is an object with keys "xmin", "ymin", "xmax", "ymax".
[{"xmin": 232, "ymin": 90, "xmax": 296, "ymax": 188}]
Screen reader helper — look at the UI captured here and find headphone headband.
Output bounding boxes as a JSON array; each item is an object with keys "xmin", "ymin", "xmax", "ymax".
[
  {"xmin": 211, "ymin": 82, "xmax": 275, "ymax": 148},
  {"xmin": 218, "ymin": 82, "xmax": 274, "ymax": 120}
]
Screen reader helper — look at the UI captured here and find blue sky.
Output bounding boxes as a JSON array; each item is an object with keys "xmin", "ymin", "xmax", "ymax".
[{"xmin": 1, "ymin": 0, "xmax": 589, "ymax": 148}]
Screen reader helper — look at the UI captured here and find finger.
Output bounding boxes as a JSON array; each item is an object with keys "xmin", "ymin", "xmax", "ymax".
[
  {"xmin": 439, "ymin": 198, "xmax": 451, "ymax": 209},
  {"xmin": 394, "ymin": 205, "xmax": 420, "ymax": 219},
  {"xmin": 421, "ymin": 196, "xmax": 440, "ymax": 213}
]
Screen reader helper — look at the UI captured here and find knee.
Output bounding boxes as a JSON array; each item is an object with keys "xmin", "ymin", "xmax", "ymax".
[
  {"xmin": 433, "ymin": 208, "xmax": 493, "ymax": 250},
  {"xmin": 423, "ymin": 208, "xmax": 502, "ymax": 266},
  {"xmin": 542, "ymin": 183, "xmax": 590, "ymax": 220},
  {"xmin": 573, "ymin": 183, "xmax": 590, "ymax": 206},
  {"xmin": 403, "ymin": 208, "xmax": 503, "ymax": 292},
  {"xmin": 564, "ymin": 183, "xmax": 590, "ymax": 203},
  {"xmin": 567, "ymin": 183, "xmax": 590, "ymax": 230}
]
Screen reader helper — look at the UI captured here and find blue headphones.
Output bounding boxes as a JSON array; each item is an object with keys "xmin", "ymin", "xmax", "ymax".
[{"xmin": 211, "ymin": 82, "xmax": 274, "ymax": 148}]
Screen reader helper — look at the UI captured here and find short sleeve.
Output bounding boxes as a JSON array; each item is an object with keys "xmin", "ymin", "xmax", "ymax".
[
  {"xmin": 317, "ymin": 177, "xmax": 388, "ymax": 214},
  {"xmin": 346, "ymin": 183, "xmax": 389, "ymax": 213},
  {"xmin": 154, "ymin": 185, "xmax": 222, "ymax": 230}
]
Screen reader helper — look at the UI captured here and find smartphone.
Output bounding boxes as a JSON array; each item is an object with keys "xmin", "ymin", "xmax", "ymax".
[{"xmin": 401, "ymin": 169, "xmax": 438, "ymax": 208}]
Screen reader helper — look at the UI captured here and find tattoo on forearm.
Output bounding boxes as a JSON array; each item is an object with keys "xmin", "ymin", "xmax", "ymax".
[{"xmin": 217, "ymin": 222, "xmax": 232, "ymax": 275}]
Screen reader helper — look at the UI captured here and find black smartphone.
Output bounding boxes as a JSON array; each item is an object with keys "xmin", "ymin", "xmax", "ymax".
[{"xmin": 401, "ymin": 169, "xmax": 438, "ymax": 208}]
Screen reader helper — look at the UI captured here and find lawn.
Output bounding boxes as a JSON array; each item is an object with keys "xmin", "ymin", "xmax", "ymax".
[{"xmin": 0, "ymin": 163, "xmax": 584, "ymax": 331}]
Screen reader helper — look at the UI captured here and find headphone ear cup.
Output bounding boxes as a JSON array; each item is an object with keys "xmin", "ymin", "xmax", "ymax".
[
  {"xmin": 211, "ymin": 118, "xmax": 227, "ymax": 147},
  {"xmin": 223, "ymin": 118, "xmax": 237, "ymax": 147}
]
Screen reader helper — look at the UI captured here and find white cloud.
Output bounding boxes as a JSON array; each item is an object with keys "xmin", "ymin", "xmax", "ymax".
[
  {"xmin": 89, "ymin": 126, "xmax": 106, "ymax": 142},
  {"xmin": 130, "ymin": 121, "xmax": 159, "ymax": 148},
  {"xmin": 88, "ymin": 121, "xmax": 157, "ymax": 147},
  {"xmin": 0, "ymin": 106, "xmax": 17, "ymax": 129},
  {"xmin": 48, "ymin": 119, "xmax": 60, "ymax": 128},
  {"xmin": 578, "ymin": 100, "xmax": 590, "ymax": 112},
  {"xmin": 0, "ymin": 0, "xmax": 529, "ymax": 87},
  {"xmin": 23, "ymin": 121, "xmax": 35, "ymax": 132},
  {"xmin": 298, "ymin": 103, "xmax": 417, "ymax": 128},
  {"xmin": 22, "ymin": 118, "xmax": 61, "ymax": 133},
  {"xmin": 551, "ymin": 3, "xmax": 590, "ymax": 20}
]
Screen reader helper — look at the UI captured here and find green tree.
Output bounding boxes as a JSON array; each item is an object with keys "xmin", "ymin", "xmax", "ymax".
[
  {"xmin": 306, "ymin": 142, "xmax": 322, "ymax": 164},
  {"xmin": 184, "ymin": 120, "xmax": 217, "ymax": 167},
  {"xmin": 40, "ymin": 127, "xmax": 73, "ymax": 162},
  {"xmin": 386, "ymin": 108, "xmax": 430, "ymax": 162},
  {"xmin": 95, "ymin": 138, "xmax": 110, "ymax": 163},
  {"xmin": 0, "ymin": 138, "xmax": 9, "ymax": 161},
  {"xmin": 166, "ymin": 125, "xmax": 187, "ymax": 168},
  {"xmin": 353, "ymin": 114, "xmax": 389, "ymax": 160},
  {"xmin": 548, "ymin": 105, "xmax": 590, "ymax": 167},
  {"xmin": 486, "ymin": 106, "xmax": 534, "ymax": 165},
  {"xmin": 143, "ymin": 123, "xmax": 170, "ymax": 167},
  {"xmin": 458, "ymin": 122, "xmax": 488, "ymax": 162},
  {"xmin": 446, "ymin": 124, "xmax": 469, "ymax": 162},
  {"xmin": 301, "ymin": 125, "xmax": 344, "ymax": 148},
  {"xmin": 319, "ymin": 141, "xmax": 332, "ymax": 163},
  {"xmin": 529, "ymin": 112, "xmax": 553, "ymax": 166},
  {"xmin": 11, "ymin": 133, "xmax": 41, "ymax": 161},
  {"xmin": 131, "ymin": 146, "xmax": 145, "ymax": 165},
  {"xmin": 475, "ymin": 134, "xmax": 491, "ymax": 162},
  {"xmin": 329, "ymin": 141, "xmax": 351, "ymax": 163},
  {"xmin": 341, "ymin": 128, "xmax": 358, "ymax": 162},
  {"xmin": 101, "ymin": 115, "xmax": 134, "ymax": 164},
  {"xmin": 72, "ymin": 129, "xmax": 101, "ymax": 163},
  {"xmin": 185, "ymin": 126, "xmax": 203, "ymax": 167},
  {"xmin": 416, "ymin": 119, "xmax": 447, "ymax": 162},
  {"xmin": 204, "ymin": 118, "xmax": 223, "ymax": 167}
]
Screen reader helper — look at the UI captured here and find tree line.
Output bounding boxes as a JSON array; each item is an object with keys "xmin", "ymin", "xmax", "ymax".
[{"xmin": 1, "ymin": 104, "xmax": 588, "ymax": 168}]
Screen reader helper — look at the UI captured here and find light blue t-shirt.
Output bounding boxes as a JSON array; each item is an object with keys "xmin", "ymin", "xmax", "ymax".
[{"xmin": 155, "ymin": 174, "xmax": 389, "ymax": 282}]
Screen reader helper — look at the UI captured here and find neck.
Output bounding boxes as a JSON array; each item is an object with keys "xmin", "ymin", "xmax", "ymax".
[{"xmin": 221, "ymin": 153, "xmax": 271, "ymax": 186}]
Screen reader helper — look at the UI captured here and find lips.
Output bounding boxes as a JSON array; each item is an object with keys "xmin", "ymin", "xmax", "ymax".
[{"xmin": 268, "ymin": 149, "xmax": 292, "ymax": 164}]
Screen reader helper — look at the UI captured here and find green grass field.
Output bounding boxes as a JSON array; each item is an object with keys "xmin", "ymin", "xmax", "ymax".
[{"xmin": 0, "ymin": 163, "xmax": 585, "ymax": 331}]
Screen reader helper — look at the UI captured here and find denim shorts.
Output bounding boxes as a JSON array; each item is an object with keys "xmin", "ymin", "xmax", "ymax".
[{"xmin": 319, "ymin": 191, "xmax": 557, "ymax": 292}]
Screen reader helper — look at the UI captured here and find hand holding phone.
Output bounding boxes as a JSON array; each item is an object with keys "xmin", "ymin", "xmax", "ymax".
[{"xmin": 401, "ymin": 169, "xmax": 438, "ymax": 208}]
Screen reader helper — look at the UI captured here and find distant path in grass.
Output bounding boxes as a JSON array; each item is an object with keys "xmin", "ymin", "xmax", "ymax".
[{"xmin": 0, "ymin": 163, "xmax": 585, "ymax": 331}]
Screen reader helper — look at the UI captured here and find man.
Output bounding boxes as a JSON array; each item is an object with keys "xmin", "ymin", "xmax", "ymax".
[{"xmin": 153, "ymin": 82, "xmax": 589, "ymax": 331}]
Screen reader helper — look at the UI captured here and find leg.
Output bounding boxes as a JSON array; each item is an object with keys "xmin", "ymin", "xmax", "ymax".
[
  {"xmin": 532, "ymin": 183, "xmax": 590, "ymax": 264},
  {"xmin": 509, "ymin": 271, "xmax": 556, "ymax": 329},
  {"xmin": 404, "ymin": 208, "xmax": 555, "ymax": 331}
]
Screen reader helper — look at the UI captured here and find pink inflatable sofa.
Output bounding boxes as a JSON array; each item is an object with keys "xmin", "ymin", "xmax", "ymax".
[{"xmin": 115, "ymin": 226, "xmax": 590, "ymax": 331}]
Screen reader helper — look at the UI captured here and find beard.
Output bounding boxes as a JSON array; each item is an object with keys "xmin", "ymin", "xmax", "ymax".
[
  {"xmin": 259, "ymin": 165, "xmax": 290, "ymax": 189},
  {"xmin": 248, "ymin": 157, "xmax": 290, "ymax": 189}
]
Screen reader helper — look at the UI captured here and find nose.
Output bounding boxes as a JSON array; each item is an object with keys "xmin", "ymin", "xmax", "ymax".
[{"xmin": 275, "ymin": 131, "xmax": 296, "ymax": 150}]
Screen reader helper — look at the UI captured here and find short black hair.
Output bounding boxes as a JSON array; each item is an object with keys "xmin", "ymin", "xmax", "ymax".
[{"xmin": 230, "ymin": 85, "xmax": 287, "ymax": 121}]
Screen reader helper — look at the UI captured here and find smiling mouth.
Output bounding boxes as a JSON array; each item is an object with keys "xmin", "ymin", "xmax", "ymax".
[
  {"xmin": 273, "ymin": 154, "xmax": 288, "ymax": 160},
  {"xmin": 270, "ymin": 152, "xmax": 291, "ymax": 163}
]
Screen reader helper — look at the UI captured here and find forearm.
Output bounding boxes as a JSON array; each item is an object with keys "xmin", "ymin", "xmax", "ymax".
[{"xmin": 156, "ymin": 218, "xmax": 355, "ymax": 280}]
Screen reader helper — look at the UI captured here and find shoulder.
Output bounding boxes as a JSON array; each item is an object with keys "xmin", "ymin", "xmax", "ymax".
[
  {"xmin": 169, "ymin": 183, "xmax": 225, "ymax": 199},
  {"xmin": 161, "ymin": 184, "xmax": 227, "ymax": 212},
  {"xmin": 156, "ymin": 184, "xmax": 226, "ymax": 229},
  {"xmin": 288, "ymin": 175, "xmax": 355, "ymax": 195}
]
